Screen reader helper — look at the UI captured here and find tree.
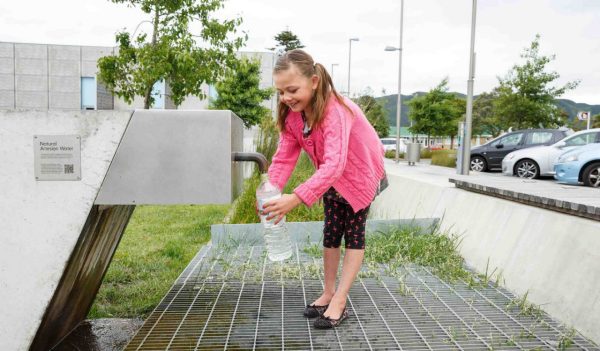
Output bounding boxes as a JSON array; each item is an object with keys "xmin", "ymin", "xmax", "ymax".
[
  {"xmin": 269, "ymin": 30, "xmax": 305, "ymax": 54},
  {"xmin": 98, "ymin": 0, "xmax": 246, "ymax": 109},
  {"xmin": 210, "ymin": 57, "xmax": 274, "ymax": 128},
  {"xmin": 354, "ymin": 94, "xmax": 390, "ymax": 138},
  {"xmin": 472, "ymin": 91, "xmax": 503, "ymax": 137},
  {"xmin": 493, "ymin": 35, "xmax": 579, "ymax": 129},
  {"xmin": 407, "ymin": 78, "xmax": 465, "ymax": 148},
  {"xmin": 594, "ymin": 114, "xmax": 600, "ymax": 128}
]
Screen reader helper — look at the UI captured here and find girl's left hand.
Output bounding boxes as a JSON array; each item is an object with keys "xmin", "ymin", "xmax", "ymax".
[{"xmin": 263, "ymin": 193, "xmax": 303, "ymax": 224}]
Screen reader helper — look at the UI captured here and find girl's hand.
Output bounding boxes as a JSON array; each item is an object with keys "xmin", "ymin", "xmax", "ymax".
[{"xmin": 263, "ymin": 193, "xmax": 303, "ymax": 224}]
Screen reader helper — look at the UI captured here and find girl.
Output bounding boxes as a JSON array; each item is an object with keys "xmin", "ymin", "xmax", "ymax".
[{"xmin": 261, "ymin": 49, "xmax": 387, "ymax": 329}]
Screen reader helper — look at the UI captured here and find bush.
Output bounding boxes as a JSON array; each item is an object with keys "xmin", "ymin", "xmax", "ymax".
[
  {"xmin": 431, "ymin": 149, "xmax": 457, "ymax": 168},
  {"xmin": 420, "ymin": 148, "xmax": 433, "ymax": 159},
  {"xmin": 384, "ymin": 150, "xmax": 405, "ymax": 159}
]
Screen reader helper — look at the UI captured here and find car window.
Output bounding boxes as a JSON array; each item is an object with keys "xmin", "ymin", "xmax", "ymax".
[
  {"xmin": 565, "ymin": 132, "xmax": 597, "ymax": 146},
  {"xmin": 491, "ymin": 132, "xmax": 523, "ymax": 147},
  {"xmin": 526, "ymin": 131, "xmax": 553, "ymax": 145},
  {"xmin": 381, "ymin": 140, "xmax": 394, "ymax": 145}
]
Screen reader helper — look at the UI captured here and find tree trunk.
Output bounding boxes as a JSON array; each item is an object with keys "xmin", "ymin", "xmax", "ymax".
[
  {"xmin": 450, "ymin": 135, "xmax": 455, "ymax": 149},
  {"xmin": 144, "ymin": 5, "xmax": 161, "ymax": 109}
]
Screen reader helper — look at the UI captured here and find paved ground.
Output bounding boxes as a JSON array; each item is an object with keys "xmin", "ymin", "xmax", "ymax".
[{"xmin": 385, "ymin": 159, "xmax": 600, "ymax": 221}]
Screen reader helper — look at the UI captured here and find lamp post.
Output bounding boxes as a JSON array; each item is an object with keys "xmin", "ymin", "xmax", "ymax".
[
  {"xmin": 331, "ymin": 63, "xmax": 339, "ymax": 87},
  {"xmin": 347, "ymin": 38, "xmax": 359, "ymax": 96},
  {"xmin": 459, "ymin": 0, "xmax": 478, "ymax": 175},
  {"xmin": 384, "ymin": 0, "xmax": 404, "ymax": 163},
  {"xmin": 131, "ymin": 20, "xmax": 153, "ymax": 38}
]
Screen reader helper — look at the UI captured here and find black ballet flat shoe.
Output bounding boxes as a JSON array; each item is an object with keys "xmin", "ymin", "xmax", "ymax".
[
  {"xmin": 313, "ymin": 307, "xmax": 349, "ymax": 329},
  {"xmin": 303, "ymin": 304, "xmax": 329, "ymax": 318}
]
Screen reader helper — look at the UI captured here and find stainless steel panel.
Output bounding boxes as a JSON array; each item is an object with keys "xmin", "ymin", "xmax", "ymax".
[{"xmin": 95, "ymin": 109, "xmax": 243, "ymax": 205}]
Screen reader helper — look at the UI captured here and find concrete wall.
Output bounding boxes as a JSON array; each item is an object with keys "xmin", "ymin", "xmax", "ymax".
[
  {"xmin": 1, "ymin": 42, "xmax": 276, "ymax": 114},
  {"xmin": 0, "ymin": 110, "xmax": 133, "ymax": 351},
  {"xmin": 370, "ymin": 162, "xmax": 600, "ymax": 343}
]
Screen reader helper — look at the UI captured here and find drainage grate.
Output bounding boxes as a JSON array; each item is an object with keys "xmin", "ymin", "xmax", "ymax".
[{"xmin": 126, "ymin": 242, "xmax": 598, "ymax": 350}]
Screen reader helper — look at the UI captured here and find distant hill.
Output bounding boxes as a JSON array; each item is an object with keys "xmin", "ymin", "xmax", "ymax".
[{"xmin": 376, "ymin": 93, "xmax": 600, "ymax": 127}]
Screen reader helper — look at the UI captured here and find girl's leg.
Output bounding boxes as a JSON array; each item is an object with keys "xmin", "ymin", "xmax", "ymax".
[
  {"xmin": 322, "ymin": 204, "xmax": 369, "ymax": 319},
  {"xmin": 322, "ymin": 248, "xmax": 364, "ymax": 318},
  {"xmin": 311, "ymin": 247, "xmax": 340, "ymax": 306}
]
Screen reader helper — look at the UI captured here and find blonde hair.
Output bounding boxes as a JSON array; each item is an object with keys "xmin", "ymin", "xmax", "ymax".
[{"xmin": 273, "ymin": 49, "xmax": 348, "ymax": 131}]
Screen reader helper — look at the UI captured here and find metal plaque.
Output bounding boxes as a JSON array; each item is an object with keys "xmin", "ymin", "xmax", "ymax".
[{"xmin": 34, "ymin": 135, "xmax": 81, "ymax": 181}]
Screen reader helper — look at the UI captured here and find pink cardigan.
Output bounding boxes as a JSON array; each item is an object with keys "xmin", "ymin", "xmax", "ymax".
[{"xmin": 268, "ymin": 95, "xmax": 385, "ymax": 212}]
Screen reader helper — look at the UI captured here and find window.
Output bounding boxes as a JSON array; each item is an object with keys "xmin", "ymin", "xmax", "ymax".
[
  {"xmin": 565, "ymin": 132, "xmax": 597, "ymax": 146},
  {"xmin": 151, "ymin": 80, "xmax": 165, "ymax": 109},
  {"xmin": 81, "ymin": 77, "xmax": 96, "ymax": 110},
  {"xmin": 526, "ymin": 131, "xmax": 553, "ymax": 145},
  {"xmin": 491, "ymin": 133, "xmax": 523, "ymax": 147}
]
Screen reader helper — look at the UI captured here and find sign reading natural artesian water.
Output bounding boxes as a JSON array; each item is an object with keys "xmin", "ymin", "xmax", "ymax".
[{"xmin": 33, "ymin": 135, "xmax": 81, "ymax": 181}]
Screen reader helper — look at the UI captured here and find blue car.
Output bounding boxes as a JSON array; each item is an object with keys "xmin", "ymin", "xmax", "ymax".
[{"xmin": 554, "ymin": 143, "xmax": 600, "ymax": 187}]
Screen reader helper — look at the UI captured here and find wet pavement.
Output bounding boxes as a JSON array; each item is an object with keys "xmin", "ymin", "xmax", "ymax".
[{"xmin": 53, "ymin": 318, "xmax": 144, "ymax": 351}]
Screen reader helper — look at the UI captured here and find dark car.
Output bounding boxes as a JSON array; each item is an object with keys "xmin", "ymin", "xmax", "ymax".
[{"xmin": 470, "ymin": 128, "xmax": 571, "ymax": 172}]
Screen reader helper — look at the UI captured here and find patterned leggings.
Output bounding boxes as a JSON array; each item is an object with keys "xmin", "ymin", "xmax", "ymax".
[{"xmin": 322, "ymin": 187, "xmax": 369, "ymax": 250}]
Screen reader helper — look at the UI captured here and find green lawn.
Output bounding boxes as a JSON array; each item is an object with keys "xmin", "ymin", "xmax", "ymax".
[{"xmin": 88, "ymin": 204, "xmax": 229, "ymax": 319}]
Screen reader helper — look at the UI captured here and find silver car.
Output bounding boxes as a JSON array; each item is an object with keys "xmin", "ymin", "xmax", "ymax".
[{"xmin": 502, "ymin": 128, "xmax": 600, "ymax": 178}]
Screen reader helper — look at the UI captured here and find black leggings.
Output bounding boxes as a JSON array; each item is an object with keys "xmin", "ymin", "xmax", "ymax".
[{"xmin": 322, "ymin": 187, "xmax": 369, "ymax": 250}]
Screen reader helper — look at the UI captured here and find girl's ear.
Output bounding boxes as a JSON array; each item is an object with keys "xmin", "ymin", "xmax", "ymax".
[{"xmin": 311, "ymin": 74, "xmax": 319, "ymax": 90}]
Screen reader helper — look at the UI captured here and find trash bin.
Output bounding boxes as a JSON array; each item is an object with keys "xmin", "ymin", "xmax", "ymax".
[{"xmin": 406, "ymin": 142, "xmax": 421, "ymax": 166}]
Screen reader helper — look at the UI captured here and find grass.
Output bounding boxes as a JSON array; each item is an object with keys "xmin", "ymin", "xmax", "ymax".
[
  {"xmin": 431, "ymin": 149, "xmax": 457, "ymax": 168},
  {"xmin": 229, "ymin": 152, "xmax": 324, "ymax": 224},
  {"xmin": 302, "ymin": 223, "xmax": 474, "ymax": 283},
  {"xmin": 88, "ymin": 204, "xmax": 229, "ymax": 319}
]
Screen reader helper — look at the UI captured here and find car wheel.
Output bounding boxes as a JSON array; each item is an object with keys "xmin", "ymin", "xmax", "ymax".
[
  {"xmin": 515, "ymin": 159, "xmax": 539, "ymax": 179},
  {"xmin": 470, "ymin": 156, "xmax": 487, "ymax": 172},
  {"xmin": 582, "ymin": 162, "xmax": 600, "ymax": 187}
]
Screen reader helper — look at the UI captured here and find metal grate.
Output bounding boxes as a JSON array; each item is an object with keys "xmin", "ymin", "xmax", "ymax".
[{"xmin": 126, "ymin": 242, "xmax": 598, "ymax": 350}]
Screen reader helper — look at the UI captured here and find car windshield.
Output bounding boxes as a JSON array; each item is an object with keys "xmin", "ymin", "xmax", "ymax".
[{"xmin": 561, "ymin": 132, "xmax": 599, "ymax": 147}]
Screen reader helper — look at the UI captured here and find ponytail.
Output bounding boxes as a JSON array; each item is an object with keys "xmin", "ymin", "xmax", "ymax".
[{"xmin": 274, "ymin": 49, "xmax": 350, "ymax": 132}]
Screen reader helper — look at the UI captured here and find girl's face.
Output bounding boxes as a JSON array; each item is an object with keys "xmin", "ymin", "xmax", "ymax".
[{"xmin": 274, "ymin": 64, "xmax": 319, "ymax": 114}]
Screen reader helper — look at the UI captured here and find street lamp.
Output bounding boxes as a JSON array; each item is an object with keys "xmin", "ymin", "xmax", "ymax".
[
  {"xmin": 347, "ymin": 38, "xmax": 359, "ymax": 97},
  {"xmin": 131, "ymin": 20, "xmax": 153, "ymax": 38},
  {"xmin": 331, "ymin": 63, "xmax": 339, "ymax": 89},
  {"xmin": 384, "ymin": 0, "xmax": 404, "ymax": 163},
  {"xmin": 459, "ymin": 0, "xmax": 478, "ymax": 175}
]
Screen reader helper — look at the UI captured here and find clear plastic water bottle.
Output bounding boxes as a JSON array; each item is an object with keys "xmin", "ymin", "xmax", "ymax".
[{"xmin": 256, "ymin": 173, "xmax": 293, "ymax": 261}]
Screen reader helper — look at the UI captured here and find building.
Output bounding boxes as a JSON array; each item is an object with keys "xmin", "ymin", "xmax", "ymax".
[{"xmin": 0, "ymin": 42, "xmax": 276, "ymax": 112}]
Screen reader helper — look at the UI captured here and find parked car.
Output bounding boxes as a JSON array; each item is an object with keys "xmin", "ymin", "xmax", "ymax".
[
  {"xmin": 381, "ymin": 138, "xmax": 407, "ymax": 153},
  {"xmin": 502, "ymin": 128, "xmax": 600, "ymax": 178},
  {"xmin": 554, "ymin": 143, "xmax": 600, "ymax": 187},
  {"xmin": 470, "ymin": 128, "xmax": 571, "ymax": 172}
]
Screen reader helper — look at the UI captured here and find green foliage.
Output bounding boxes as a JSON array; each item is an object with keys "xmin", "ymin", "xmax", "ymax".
[
  {"xmin": 89, "ymin": 204, "xmax": 229, "ymax": 318},
  {"xmin": 431, "ymin": 150, "xmax": 457, "ymax": 168},
  {"xmin": 472, "ymin": 91, "xmax": 502, "ymax": 137},
  {"xmin": 210, "ymin": 57, "xmax": 274, "ymax": 128},
  {"xmin": 568, "ymin": 113, "xmax": 600, "ymax": 131},
  {"xmin": 494, "ymin": 34, "xmax": 579, "ymax": 129},
  {"xmin": 229, "ymin": 153, "xmax": 324, "ymax": 224},
  {"xmin": 98, "ymin": 0, "xmax": 245, "ymax": 109},
  {"xmin": 354, "ymin": 94, "xmax": 391, "ymax": 138},
  {"xmin": 407, "ymin": 78, "xmax": 465, "ymax": 147},
  {"xmin": 384, "ymin": 150, "xmax": 403, "ymax": 159},
  {"xmin": 420, "ymin": 148, "xmax": 433, "ymax": 159},
  {"xmin": 256, "ymin": 116, "xmax": 280, "ymax": 164},
  {"xmin": 269, "ymin": 30, "xmax": 305, "ymax": 54}
]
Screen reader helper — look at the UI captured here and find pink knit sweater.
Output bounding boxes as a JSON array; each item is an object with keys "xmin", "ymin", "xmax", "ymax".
[{"xmin": 268, "ymin": 95, "xmax": 385, "ymax": 212}]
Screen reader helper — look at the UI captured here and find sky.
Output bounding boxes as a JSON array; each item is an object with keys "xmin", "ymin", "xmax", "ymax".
[{"xmin": 1, "ymin": 0, "xmax": 599, "ymax": 104}]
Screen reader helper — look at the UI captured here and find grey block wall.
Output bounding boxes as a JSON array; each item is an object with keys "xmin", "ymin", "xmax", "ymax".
[
  {"xmin": 0, "ymin": 42, "xmax": 276, "ymax": 113},
  {"xmin": 0, "ymin": 43, "xmax": 15, "ymax": 109}
]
